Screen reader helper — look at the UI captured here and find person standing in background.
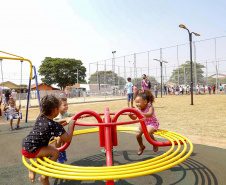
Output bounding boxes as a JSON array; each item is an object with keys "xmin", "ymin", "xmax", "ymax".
[
  {"xmin": 208, "ymin": 85, "xmax": 211, "ymax": 95},
  {"xmin": 154, "ymin": 84, "xmax": 158, "ymax": 98},
  {"xmin": 213, "ymin": 85, "xmax": 216, "ymax": 94},
  {"xmin": 164, "ymin": 84, "xmax": 167, "ymax": 95},
  {"xmin": 125, "ymin": 77, "xmax": 134, "ymax": 108},
  {"xmin": 141, "ymin": 74, "xmax": 151, "ymax": 90},
  {"xmin": 203, "ymin": 85, "xmax": 206, "ymax": 95},
  {"xmin": 5, "ymin": 90, "xmax": 11, "ymax": 106},
  {"xmin": 219, "ymin": 84, "xmax": 223, "ymax": 94}
]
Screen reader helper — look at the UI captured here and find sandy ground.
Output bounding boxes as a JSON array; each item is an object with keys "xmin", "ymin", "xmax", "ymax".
[{"xmin": 1, "ymin": 94, "xmax": 225, "ymax": 148}]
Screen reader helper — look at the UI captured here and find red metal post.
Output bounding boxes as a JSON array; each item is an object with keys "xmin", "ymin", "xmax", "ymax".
[{"xmin": 104, "ymin": 107, "xmax": 114, "ymax": 184}]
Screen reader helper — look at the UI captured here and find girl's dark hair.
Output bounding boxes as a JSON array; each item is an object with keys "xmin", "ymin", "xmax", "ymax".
[
  {"xmin": 59, "ymin": 97, "xmax": 67, "ymax": 105},
  {"xmin": 40, "ymin": 95, "xmax": 60, "ymax": 117},
  {"xmin": 134, "ymin": 89, "xmax": 155, "ymax": 104}
]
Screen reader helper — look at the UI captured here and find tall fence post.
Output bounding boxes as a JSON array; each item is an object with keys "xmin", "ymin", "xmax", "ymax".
[
  {"xmin": 193, "ymin": 42, "xmax": 197, "ymax": 94},
  {"xmin": 134, "ymin": 53, "xmax": 137, "ymax": 86},
  {"xmin": 177, "ymin": 45, "xmax": 179, "ymax": 86}
]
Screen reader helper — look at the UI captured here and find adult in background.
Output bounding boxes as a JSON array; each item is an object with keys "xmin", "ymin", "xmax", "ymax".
[
  {"xmin": 5, "ymin": 90, "xmax": 11, "ymax": 106},
  {"xmin": 164, "ymin": 84, "xmax": 167, "ymax": 95},
  {"xmin": 154, "ymin": 84, "xmax": 158, "ymax": 98},
  {"xmin": 125, "ymin": 77, "xmax": 134, "ymax": 108},
  {"xmin": 141, "ymin": 74, "xmax": 151, "ymax": 90},
  {"xmin": 11, "ymin": 89, "xmax": 17, "ymax": 102}
]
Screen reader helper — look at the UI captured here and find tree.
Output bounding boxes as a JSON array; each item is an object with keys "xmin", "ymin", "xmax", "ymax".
[
  {"xmin": 88, "ymin": 71, "xmax": 126, "ymax": 87},
  {"xmin": 169, "ymin": 61, "xmax": 205, "ymax": 85},
  {"xmin": 39, "ymin": 57, "xmax": 86, "ymax": 90}
]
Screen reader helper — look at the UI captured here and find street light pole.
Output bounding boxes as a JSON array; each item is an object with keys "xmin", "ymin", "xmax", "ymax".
[
  {"xmin": 179, "ymin": 24, "xmax": 200, "ymax": 105},
  {"xmin": 112, "ymin": 51, "xmax": 116, "ymax": 87},
  {"xmin": 189, "ymin": 33, "xmax": 194, "ymax": 104}
]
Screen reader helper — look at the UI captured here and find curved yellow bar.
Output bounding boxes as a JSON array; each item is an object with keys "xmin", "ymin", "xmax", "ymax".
[
  {"xmin": 0, "ymin": 51, "xmax": 33, "ymax": 79},
  {"xmin": 22, "ymin": 127, "xmax": 193, "ymax": 181}
]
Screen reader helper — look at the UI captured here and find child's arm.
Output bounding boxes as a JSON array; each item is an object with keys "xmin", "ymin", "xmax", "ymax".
[
  {"xmin": 15, "ymin": 105, "xmax": 21, "ymax": 112},
  {"xmin": 3, "ymin": 104, "xmax": 7, "ymax": 111},
  {"xmin": 68, "ymin": 113, "xmax": 75, "ymax": 117},
  {"xmin": 55, "ymin": 113, "xmax": 75, "ymax": 126},
  {"xmin": 127, "ymin": 112, "xmax": 137, "ymax": 120},
  {"xmin": 59, "ymin": 117, "xmax": 75, "ymax": 143},
  {"xmin": 55, "ymin": 118, "xmax": 68, "ymax": 125},
  {"xmin": 141, "ymin": 106, "xmax": 154, "ymax": 118},
  {"xmin": 143, "ymin": 79, "xmax": 148, "ymax": 86}
]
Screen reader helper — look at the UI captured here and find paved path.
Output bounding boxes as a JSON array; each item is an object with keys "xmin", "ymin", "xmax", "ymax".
[{"xmin": 0, "ymin": 122, "xmax": 225, "ymax": 185}]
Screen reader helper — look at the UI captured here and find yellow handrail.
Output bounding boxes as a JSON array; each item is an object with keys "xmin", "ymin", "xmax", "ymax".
[{"xmin": 0, "ymin": 51, "xmax": 33, "ymax": 79}]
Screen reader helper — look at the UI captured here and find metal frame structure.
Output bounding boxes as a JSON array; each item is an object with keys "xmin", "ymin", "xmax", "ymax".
[{"xmin": 0, "ymin": 51, "xmax": 41, "ymax": 122}]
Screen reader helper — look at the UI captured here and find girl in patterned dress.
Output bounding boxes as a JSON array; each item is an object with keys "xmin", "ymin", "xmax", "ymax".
[
  {"xmin": 128, "ymin": 89, "xmax": 159, "ymax": 155},
  {"xmin": 22, "ymin": 95, "xmax": 75, "ymax": 185}
]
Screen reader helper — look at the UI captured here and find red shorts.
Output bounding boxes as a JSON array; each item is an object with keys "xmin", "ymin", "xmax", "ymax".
[{"xmin": 21, "ymin": 147, "xmax": 41, "ymax": 158}]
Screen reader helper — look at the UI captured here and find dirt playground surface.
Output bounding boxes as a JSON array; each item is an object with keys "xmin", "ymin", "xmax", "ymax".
[{"xmin": 1, "ymin": 94, "xmax": 225, "ymax": 148}]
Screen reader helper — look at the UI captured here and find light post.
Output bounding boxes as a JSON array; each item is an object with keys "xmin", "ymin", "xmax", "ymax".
[
  {"xmin": 179, "ymin": 24, "xmax": 200, "ymax": 105},
  {"xmin": 112, "ymin": 51, "xmax": 116, "ymax": 87},
  {"xmin": 154, "ymin": 59, "xmax": 168, "ymax": 98}
]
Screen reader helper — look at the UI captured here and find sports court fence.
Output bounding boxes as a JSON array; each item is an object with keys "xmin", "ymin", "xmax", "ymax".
[{"xmin": 89, "ymin": 36, "xmax": 226, "ymax": 94}]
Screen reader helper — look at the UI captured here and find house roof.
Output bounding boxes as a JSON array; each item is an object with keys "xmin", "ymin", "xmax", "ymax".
[
  {"xmin": 166, "ymin": 82, "xmax": 176, "ymax": 86},
  {"xmin": 30, "ymin": 83, "xmax": 42, "ymax": 89},
  {"xmin": 0, "ymin": 81, "xmax": 19, "ymax": 87},
  {"xmin": 30, "ymin": 83, "xmax": 60, "ymax": 90},
  {"xmin": 209, "ymin": 73, "xmax": 226, "ymax": 78}
]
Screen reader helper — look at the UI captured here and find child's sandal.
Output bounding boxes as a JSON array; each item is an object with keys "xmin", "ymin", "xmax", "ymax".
[
  {"xmin": 137, "ymin": 146, "xmax": 146, "ymax": 155},
  {"xmin": 153, "ymin": 146, "xmax": 158, "ymax": 152}
]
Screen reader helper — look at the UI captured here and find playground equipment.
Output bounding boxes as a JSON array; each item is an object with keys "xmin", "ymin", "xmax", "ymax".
[
  {"xmin": 0, "ymin": 51, "xmax": 41, "ymax": 121},
  {"xmin": 22, "ymin": 107, "xmax": 193, "ymax": 185},
  {"xmin": 4, "ymin": 111, "xmax": 22, "ymax": 120}
]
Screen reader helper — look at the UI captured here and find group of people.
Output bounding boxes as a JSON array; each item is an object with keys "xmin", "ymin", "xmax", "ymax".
[
  {"xmin": 21, "ymin": 74, "xmax": 160, "ymax": 184},
  {"xmin": 207, "ymin": 84, "xmax": 225, "ymax": 95},
  {"xmin": 166, "ymin": 85, "xmax": 190, "ymax": 95}
]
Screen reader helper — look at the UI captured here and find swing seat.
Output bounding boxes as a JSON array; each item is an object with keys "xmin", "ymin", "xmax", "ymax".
[{"xmin": 4, "ymin": 111, "xmax": 22, "ymax": 120}]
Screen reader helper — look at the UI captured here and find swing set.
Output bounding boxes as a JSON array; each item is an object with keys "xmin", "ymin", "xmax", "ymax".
[{"xmin": 0, "ymin": 51, "xmax": 41, "ymax": 122}]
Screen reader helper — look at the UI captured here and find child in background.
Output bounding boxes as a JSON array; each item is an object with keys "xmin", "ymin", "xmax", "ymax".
[
  {"xmin": 124, "ymin": 77, "xmax": 134, "ymax": 108},
  {"xmin": 187, "ymin": 86, "xmax": 190, "ymax": 95},
  {"xmin": 54, "ymin": 98, "xmax": 75, "ymax": 163},
  {"xmin": 4, "ymin": 98, "xmax": 21, "ymax": 130},
  {"xmin": 208, "ymin": 85, "xmax": 211, "ymax": 95},
  {"xmin": 213, "ymin": 85, "xmax": 216, "ymax": 94},
  {"xmin": 22, "ymin": 95, "xmax": 75, "ymax": 185},
  {"xmin": 203, "ymin": 85, "xmax": 206, "ymax": 95},
  {"xmin": 219, "ymin": 84, "xmax": 223, "ymax": 94},
  {"xmin": 128, "ymin": 89, "xmax": 159, "ymax": 155}
]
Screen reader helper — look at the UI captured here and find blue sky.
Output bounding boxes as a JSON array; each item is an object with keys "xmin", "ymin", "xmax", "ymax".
[{"xmin": 0, "ymin": 0, "xmax": 226, "ymax": 84}]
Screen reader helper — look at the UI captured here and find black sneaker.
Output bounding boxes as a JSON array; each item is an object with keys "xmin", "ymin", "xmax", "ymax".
[{"xmin": 15, "ymin": 125, "xmax": 20, "ymax": 130}]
